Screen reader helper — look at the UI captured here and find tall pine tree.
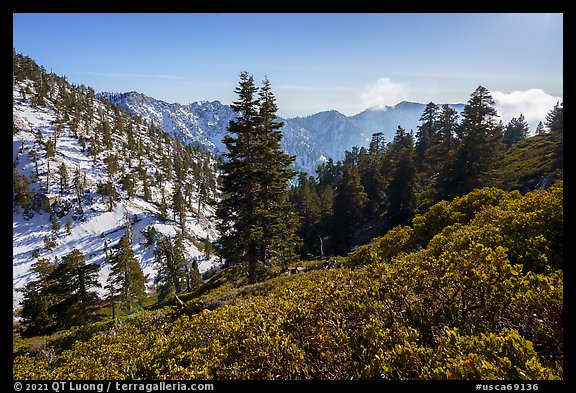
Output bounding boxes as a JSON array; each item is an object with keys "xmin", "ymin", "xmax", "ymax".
[
  {"xmin": 217, "ymin": 73, "xmax": 299, "ymax": 283},
  {"xmin": 451, "ymin": 86, "xmax": 503, "ymax": 195},
  {"xmin": 48, "ymin": 249, "xmax": 101, "ymax": 329},
  {"xmin": 503, "ymin": 114, "xmax": 529, "ymax": 147},
  {"xmin": 106, "ymin": 235, "xmax": 146, "ymax": 314},
  {"xmin": 332, "ymin": 164, "xmax": 368, "ymax": 254}
]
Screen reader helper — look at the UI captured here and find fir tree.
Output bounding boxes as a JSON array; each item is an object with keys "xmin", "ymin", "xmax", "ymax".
[
  {"xmin": 97, "ymin": 181, "xmax": 116, "ymax": 212},
  {"xmin": 102, "ymin": 120, "xmax": 113, "ymax": 150},
  {"xmin": 503, "ymin": 114, "xmax": 529, "ymax": 147},
  {"xmin": 359, "ymin": 134, "xmax": 387, "ymax": 218},
  {"xmin": 48, "ymin": 249, "xmax": 101, "ymax": 328},
  {"xmin": 106, "ymin": 235, "xmax": 146, "ymax": 314},
  {"xmin": 58, "ymin": 162, "xmax": 69, "ymax": 194},
  {"xmin": 159, "ymin": 188, "xmax": 168, "ymax": 222},
  {"xmin": 451, "ymin": 86, "xmax": 503, "ymax": 195},
  {"xmin": 545, "ymin": 101, "xmax": 563, "ymax": 169},
  {"xmin": 142, "ymin": 173, "xmax": 152, "ymax": 202},
  {"xmin": 120, "ymin": 173, "xmax": 136, "ymax": 199},
  {"xmin": 19, "ymin": 258, "xmax": 56, "ymax": 335},
  {"xmin": 153, "ymin": 234, "xmax": 188, "ymax": 301},
  {"xmin": 45, "ymin": 138, "xmax": 56, "ymax": 193},
  {"xmin": 13, "ymin": 168, "xmax": 33, "ymax": 210},
  {"xmin": 290, "ymin": 174, "xmax": 322, "ymax": 257},
  {"xmin": 430, "ymin": 104, "xmax": 460, "ymax": 200},
  {"xmin": 72, "ymin": 167, "xmax": 84, "ymax": 214},
  {"xmin": 545, "ymin": 101, "xmax": 563, "ymax": 135},
  {"xmin": 415, "ymin": 102, "xmax": 439, "ymax": 171},
  {"xmin": 332, "ymin": 164, "xmax": 368, "ymax": 254},
  {"xmin": 51, "ymin": 216, "xmax": 61, "ymax": 232},
  {"xmin": 172, "ymin": 183, "xmax": 186, "ymax": 235},
  {"xmin": 29, "ymin": 149, "xmax": 40, "ymax": 181},
  {"xmin": 216, "ymin": 73, "xmax": 299, "ymax": 283},
  {"xmin": 386, "ymin": 139, "xmax": 418, "ymax": 228}
]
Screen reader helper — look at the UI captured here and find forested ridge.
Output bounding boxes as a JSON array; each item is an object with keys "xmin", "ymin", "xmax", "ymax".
[{"xmin": 13, "ymin": 50, "xmax": 563, "ymax": 380}]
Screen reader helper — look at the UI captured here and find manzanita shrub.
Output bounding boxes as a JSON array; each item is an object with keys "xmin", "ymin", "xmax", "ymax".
[{"xmin": 14, "ymin": 183, "xmax": 563, "ymax": 380}]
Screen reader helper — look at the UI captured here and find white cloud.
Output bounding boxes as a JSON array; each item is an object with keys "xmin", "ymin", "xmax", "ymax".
[
  {"xmin": 492, "ymin": 89, "xmax": 562, "ymax": 133},
  {"xmin": 361, "ymin": 77, "xmax": 408, "ymax": 109}
]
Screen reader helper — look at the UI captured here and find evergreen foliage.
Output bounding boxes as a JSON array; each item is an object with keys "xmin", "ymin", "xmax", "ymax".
[
  {"xmin": 106, "ymin": 236, "xmax": 147, "ymax": 315},
  {"xmin": 153, "ymin": 234, "xmax": 189, "ymax": 301},
  {"xmin": 290, "ymin": 86, "xmax": 561, "ymax": 257},
  {"xmin": 19, "ymin": 249, "xmax": 101, "ymax": 335},
  {"xmin": 217, "ymin": 73, "xmax": 299, "ymax": 283},
  {"xmin": 503, "ymin": 114, "xmax": 529, "ymax": 147}
]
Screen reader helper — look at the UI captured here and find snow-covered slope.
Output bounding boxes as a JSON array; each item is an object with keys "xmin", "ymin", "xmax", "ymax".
[
  {"xmin": 98, "ymin": 92, "xmax": 233, "ymax": 154},
  {"xmin": 13, "ymin": 82, "xmax": 220, "ymax": 309},
  {"xmin": 101, "ymin": 92, "xmax": 465, "ymax": 176}
]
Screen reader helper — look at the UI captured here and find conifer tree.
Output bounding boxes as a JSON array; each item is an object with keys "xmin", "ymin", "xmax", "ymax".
[
  {"xmin": 120, "ymin": 173, "xmax": 136, "ymax": 199},
  {"xmin": 13, "ymin": 168, "xmax": 33, "ymax": 210},
  {"xmin": 106, "ymin": 235, "xmax": 146, "ymax": 314},
  {"xmin": 172, "ymin": 183, "xmax": 186, "ymax": 235},
  {"xmin": 29, "ymin": 149, "xmax": 40, "ymax": 181},
  {"xmin": 19, "ymin": 258, "xmax": 55, "ymax": 335},
  {"xmin": 51, "ymin": 216, "xmax": 61, "ymax": 232},
  {"xmin": 451, "ymin": 86, "xmax": 503, "ymax": 195},
  {"xmin": 102, "ymin": 120, "xmax": 112, "ymax": 150},
  {"xmin": 503, "ymin": 114, "xmax": 529, "ymax": 147},
  {"xmin": 98, "ymin": 181, "xmax": 116, "ymax": 212},
  {"xmin": 153, "ymin": 234, "xmax": 188, "ymax": 301},
  {"xmin": 332, "ymin": 164, "xmax": 368, "ymax": 254},
  {"xmin": 217, "ymin": 72, "xmax": 299, "ymax": 283},
  {"xmin": 45, "ymin": 138, "xmax": 56, "ymax": 193},
  {"xmin": 545, "ymin": 101, "xmax": 563, "ymax": 169},
  {"xmin": 429, "ymin": 104, "xmax": 460, "ymax": 199},
  {"xmin": 159, "ymin": 188, "xmax": 168, "ymax": 222},
  {"xmin": 48, "ymin": 249, "xmax": 101, "ymax": 328},
  {"xmin": 415, "ymin": 102, "xmax": 439, "ymax": 171},
  {"xmin": 359, "ymin": 133, "xmax": 387, "ymax": 217},
  {"xmin": 386, "ymin": 138, "xmax": 418, "ymax": 227},
  {"xmin": 58, "ymin": 162, "xmax": 69, "ymax": 194},
  {"xmin": 253, "ymin": 77, "xmax": 300, "ymax": 270},
  {"xmin": 290, "ymin": 174, "xmax": 322, "ymax": 256},
  {"xmin": 535, "ymin": 121, "xmax": 546, "ymax": 135},
  {"xmin": 142, "ymin": 173, "xmax": 152, "ymax": 202},
  {"xmin": 545, "ymin": 101, "xmax": 563, "ymax": 135},
  {"xmin": 72, "ymin": 167, "xmax": 84, "ymax": 214}
]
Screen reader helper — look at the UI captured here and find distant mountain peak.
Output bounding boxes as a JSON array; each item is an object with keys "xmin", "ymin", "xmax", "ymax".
[{"xmin": 100, "ymin": 91, "xmax": 465, "ymax": 175}]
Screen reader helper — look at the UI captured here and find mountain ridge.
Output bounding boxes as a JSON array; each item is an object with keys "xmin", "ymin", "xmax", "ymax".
[{"xmin": 99, "ymin": 91, "xmax": 466, "ymax": 175}]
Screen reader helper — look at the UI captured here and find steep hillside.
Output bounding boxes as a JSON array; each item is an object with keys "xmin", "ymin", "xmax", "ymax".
[{"xmin": 12, "ymin": 53, "xmax": 221, "ymax": 309}]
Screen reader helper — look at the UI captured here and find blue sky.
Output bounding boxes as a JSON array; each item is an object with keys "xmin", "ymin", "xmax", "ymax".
[{"xmin": 13, "ymin": 13, "xmax": 562, "ymax": 124}]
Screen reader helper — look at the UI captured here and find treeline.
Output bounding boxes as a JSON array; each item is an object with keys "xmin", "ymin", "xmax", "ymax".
[{"xmin": 289, "ymin": 86, "xmax": 563, "ymax": 257}]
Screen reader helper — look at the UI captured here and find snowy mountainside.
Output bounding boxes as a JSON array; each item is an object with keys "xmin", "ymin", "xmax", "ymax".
[
  {"xmin": 98, "ymin": 91, "xmax": 233, "ymax": 154},
  {"xmin": 13, "ymin": 77, "xmax": 220, "ymax": 309},
  {"xmin": 101, "ymin": 92, "xmax": 465, "ymax": 176},
  {"xmin": 100, "ymin": 92, "xmax": 324, "ymax": 174}
]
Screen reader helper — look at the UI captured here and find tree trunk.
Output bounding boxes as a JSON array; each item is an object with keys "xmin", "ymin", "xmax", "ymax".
[
  {"xmin": 247, "ymin": 246, "xmax": 257, "ymax": 284},
  {"xmin": 46, "ymin": 158, "xmax": 50, "ymax": 193}
]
